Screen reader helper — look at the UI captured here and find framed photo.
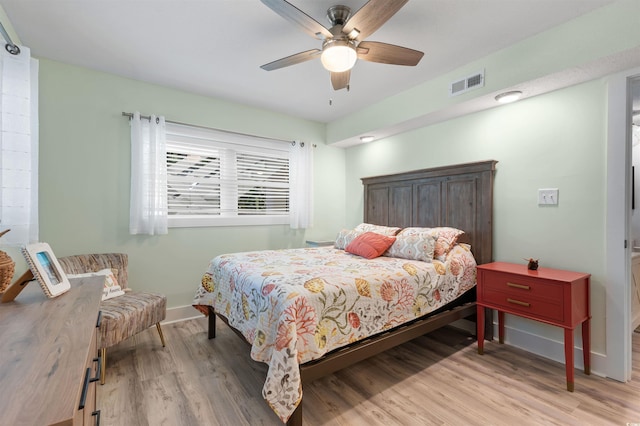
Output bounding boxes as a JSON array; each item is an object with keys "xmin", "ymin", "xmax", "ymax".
[{"xmin": 22, "ymin": 242, "xmax": 70, "ymax": 298}]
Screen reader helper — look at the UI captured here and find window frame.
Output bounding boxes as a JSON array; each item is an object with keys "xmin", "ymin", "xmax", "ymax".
[{"xmin": 165, "ymin": 123, "xmax": 292, "ymax": 228}]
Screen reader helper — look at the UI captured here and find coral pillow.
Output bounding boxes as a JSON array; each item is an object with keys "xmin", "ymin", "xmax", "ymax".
[{"xmin": 345, "ymin": 232, "xmax": 396, "ymax": 259}]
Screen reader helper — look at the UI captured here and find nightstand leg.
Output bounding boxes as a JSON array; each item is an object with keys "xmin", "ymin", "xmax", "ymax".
[
  {"xmin": 477, "ymin": 304, "xmax": 485, "ymax": 355},
  {"xmin": 564, "ymin": 328, "xmax": 575, "ymax": 392},
  {"xmin": 498, "ymin": 311, "xmax": 505, "ymax": 344},
  {"xmin": 582, "ymin": 318, "xmax": 591, "ymax": 375}
]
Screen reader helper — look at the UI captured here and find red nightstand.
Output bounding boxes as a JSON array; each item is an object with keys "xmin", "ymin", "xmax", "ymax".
[{"xmin": 476, "ymin": 262, "xmax": 591, "ymax": 391}]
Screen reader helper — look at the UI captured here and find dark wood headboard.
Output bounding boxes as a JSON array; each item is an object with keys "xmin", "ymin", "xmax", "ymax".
[{"xmin": 361, "ymin": 160, "xmax": 497, "ymax": 266}]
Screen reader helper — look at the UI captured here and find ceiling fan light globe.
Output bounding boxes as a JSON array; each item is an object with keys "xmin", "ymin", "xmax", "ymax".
[{"xmin": 321, "ymin": 42, "xmax": 357, "ymax": 73}]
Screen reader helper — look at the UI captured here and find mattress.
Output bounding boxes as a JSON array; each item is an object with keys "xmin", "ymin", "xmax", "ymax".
[{"xmin": 192, "ymin": 244, "xmax": 477, "ymax": 422}]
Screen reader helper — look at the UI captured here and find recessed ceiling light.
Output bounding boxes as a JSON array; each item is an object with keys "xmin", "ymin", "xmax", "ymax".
[
  {"xmin": 360, "ymin": 136, "xmax": 374, "ymax": 143},
  {"xmin": 495, "ymin": 91, "xmax": 523, "ymax": 104}
]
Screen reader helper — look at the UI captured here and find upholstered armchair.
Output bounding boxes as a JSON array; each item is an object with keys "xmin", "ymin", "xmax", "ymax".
[{"xmin": 57, "ymin": 253, "xmax": 166, "ymax": 384}]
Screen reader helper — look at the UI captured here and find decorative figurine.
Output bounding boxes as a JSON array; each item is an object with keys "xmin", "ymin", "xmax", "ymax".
[{"xmin": 525, "ymin": 258, "xmax": 539, "ymax": 270}]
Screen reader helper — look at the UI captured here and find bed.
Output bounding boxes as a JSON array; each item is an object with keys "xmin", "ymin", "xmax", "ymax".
[{"xmin": 192, "ymin": 160, "xmax": 497, "ymax": 425}]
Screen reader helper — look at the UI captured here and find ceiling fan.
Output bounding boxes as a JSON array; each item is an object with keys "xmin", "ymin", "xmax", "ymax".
[{"xmin": 259, "ymin": 0, "xmax": 424, "ymax": 91}]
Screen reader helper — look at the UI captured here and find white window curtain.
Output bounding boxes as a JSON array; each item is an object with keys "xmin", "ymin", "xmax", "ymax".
[
  {"xmin": 0, "ymin": 45, "xmax": 38, "ymax": 246},
  {"xmin": 129, "ymin": 112, "xmax": 168, "ymax": 235},
  {"xmin": 289, "ymin": 141, "xmax": 313, "ymax": 229}
]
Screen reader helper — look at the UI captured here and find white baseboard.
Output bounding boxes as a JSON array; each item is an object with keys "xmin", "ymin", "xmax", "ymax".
[
  {"xmin": 163, "ymin": 304, "xmax": 205, "ymax": 324},
  {"xmin": 490, "ymin": 324, "xmax": 607, "ymax": 378}
]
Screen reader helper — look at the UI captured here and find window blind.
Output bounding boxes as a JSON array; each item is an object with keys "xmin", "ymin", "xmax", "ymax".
[{"xmin": 165, "ymin": 123, "xmax": 291, "ymax": 227}]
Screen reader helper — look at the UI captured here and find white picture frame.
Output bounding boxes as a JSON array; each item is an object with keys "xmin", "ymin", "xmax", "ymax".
[{"xmin": 22, "ymin": 242, "xmax": 71, "ymax": 298}]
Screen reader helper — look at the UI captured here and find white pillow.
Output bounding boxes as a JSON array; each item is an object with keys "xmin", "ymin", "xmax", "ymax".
[
  {"xmin": 354, "ymin": 223, "xmax": 401, "ymax": 236},
  {"xmin": 67, "ymin": 268, "xmax": 125, "ymax": 301},
  {"xmin": 334, "ymin": 229, "xmax": 364, "ymax": 250}
]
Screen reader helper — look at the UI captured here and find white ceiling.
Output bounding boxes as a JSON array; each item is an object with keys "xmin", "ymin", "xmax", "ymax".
[{"xmin": 0, "ymin": 0, "xmax": 618, "ymax": 124}]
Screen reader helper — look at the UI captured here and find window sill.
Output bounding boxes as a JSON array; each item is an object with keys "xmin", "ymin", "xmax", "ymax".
[{"xmin": 168, "ymin": 215, "xmax": 289, "ymax": 228}]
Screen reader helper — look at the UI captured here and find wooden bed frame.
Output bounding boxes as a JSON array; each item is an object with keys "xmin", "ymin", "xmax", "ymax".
[{"xmin": 206, "ymin": 160, "xmax": 497, "ymax": 425}]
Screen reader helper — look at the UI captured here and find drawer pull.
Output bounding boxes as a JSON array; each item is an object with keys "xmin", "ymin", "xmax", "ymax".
[
  {"xmin": 90, "ymin": 356, "xmax": 102, "ymax": 383},
  {"xmin": 507, "ymin": 298, "xmax": 530, "ymax": 307},
  {"xmin": 96, "ymin": 311, "xmax": 102, "ymax": 328},
  {"xmin": 507, "ymin": 282, "xmax": 530, "ymax": 290},
  {"xmin": 79, "ymin": 367, "xmax": 91, "ymax": 409},
  {"xmin": 92, "ymin": 409, "xmax": 101, "ymax": 426}
]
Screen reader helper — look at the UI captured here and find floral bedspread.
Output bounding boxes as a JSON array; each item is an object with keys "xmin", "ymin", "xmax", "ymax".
[{"xmin": 192, "ymin": 244, "xmax": 477, "ymax": 423}]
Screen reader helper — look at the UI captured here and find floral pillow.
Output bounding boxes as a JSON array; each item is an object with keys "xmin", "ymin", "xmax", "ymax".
[
  {"xmin": 334, "ymin": 229, "xmax": 364, "ymax": 250},
  {"xmin": 354, "ymin": 222, "xmax": 402, "ymax": 236},
  {"xmin": 385, "ymin": 233, "xmax": 438, "ymax": 262},
  {"xmin": 345, "ymin": 232, "xmax": 397, "ymax": 259},
  {"xmin": 398, "ymin": 226, "xmax": 465, "ymax": 261}
]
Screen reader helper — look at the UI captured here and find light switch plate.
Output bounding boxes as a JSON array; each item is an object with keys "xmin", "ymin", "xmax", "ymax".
[{"xmin": 538, "ymin": 188, "xmax": 559, "ymax": 205}]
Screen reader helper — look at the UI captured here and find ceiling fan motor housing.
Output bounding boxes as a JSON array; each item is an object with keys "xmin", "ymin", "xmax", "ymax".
[{"xmin": 327, "ymin": 5, "xmax": 352, "ymax": 27}]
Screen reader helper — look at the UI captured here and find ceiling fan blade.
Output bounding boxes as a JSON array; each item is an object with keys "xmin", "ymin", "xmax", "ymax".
[
  {"xmin": 357, "ymin": 41, "xmax": 424, "ymax": 66},
  {"xmin": 342, "ymin": 0, "xmax": 408, "ymax": 41},
  {"xmin": 260, "ymin": 49, "xmax": 321, "ymax": 71},
  {"xmin": 331, "ymin": 70, "xmax": 351, "ymax": 91},
  {"xmin": 260, "ymin": 0, "xmax": 333, "ymax": 40}
]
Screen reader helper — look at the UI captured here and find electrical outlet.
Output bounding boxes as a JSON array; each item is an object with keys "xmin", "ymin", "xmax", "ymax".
[{"xmin": 538, "ymin": 188, "xmax": 559, "ymax": 205}]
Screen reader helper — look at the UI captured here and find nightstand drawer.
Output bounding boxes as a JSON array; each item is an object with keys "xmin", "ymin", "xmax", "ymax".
[
  {"xmin": 481, "ymin": 271, "xmax": 563, "ymax": 300},
  {"xmin": 482, "ymin": 288, "xmax": 564, "ymax": 322}
]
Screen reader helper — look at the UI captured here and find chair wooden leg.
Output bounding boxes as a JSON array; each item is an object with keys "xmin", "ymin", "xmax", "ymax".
[
  {"xmin": 99, "ymin": 347, "xmax": 106, "ymax": 385},
  {"xmin": 156, "ymin": 322, "xmax": 166, "ymax": 347}
]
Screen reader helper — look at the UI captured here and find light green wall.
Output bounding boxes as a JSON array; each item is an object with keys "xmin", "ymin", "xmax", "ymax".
[
  {"xmin": 345, "ymin": 80, "xmax": 607, "ymax": 352},
  {"xmin": 12, "ymin": 59, "xmax": 346, "ymax": 308}
]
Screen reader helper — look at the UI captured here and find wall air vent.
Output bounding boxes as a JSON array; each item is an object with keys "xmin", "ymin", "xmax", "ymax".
[{"xmin": 449, "ymin": 70, "xmax": 485, "ymax": 96}]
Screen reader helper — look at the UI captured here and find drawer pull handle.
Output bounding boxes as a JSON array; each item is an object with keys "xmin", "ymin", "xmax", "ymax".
[
  {"xmin": 90, "ymin": 356, "xmax": 101, "ymax": 383},
  {"xmin": 507, "ymin": 298, "xmax": 530, "ymax": 307},
  {"xmin": 96, "ymin": 311, "xmax": 102, "ymax": 328},
  {"xmin": 507, "ymin": 282, "xmax": 530, "ymax": 290},
  {"xmin": 92, "ymin": 409, "xmax": 101, "ymax": 426},
  {"xmin": 79, "ymin": 367, "xmax": 91, "ymax": 409}
]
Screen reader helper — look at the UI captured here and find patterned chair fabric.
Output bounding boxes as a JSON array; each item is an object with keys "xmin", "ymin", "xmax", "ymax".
[{"xmin": 58, "ymin": 253, "xmax": 167, "ymax": 349}]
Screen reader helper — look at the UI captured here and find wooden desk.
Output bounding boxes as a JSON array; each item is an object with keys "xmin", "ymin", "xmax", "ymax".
[
  {"xmin": 476, "ymin": 262, "xmax": 590, "ymax": 392},
  {"xmin": 0, "ymin": 276, "xmax": 103, "ymax": 425}
]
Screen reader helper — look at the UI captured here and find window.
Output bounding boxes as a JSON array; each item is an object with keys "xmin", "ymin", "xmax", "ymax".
[
  {"xmin": 165, "ymin": 123, "xmax": 292, "ymax": 227},
  {"xmin": 0, "ymin": 45, "xmax": 38, "ymax": 246}
]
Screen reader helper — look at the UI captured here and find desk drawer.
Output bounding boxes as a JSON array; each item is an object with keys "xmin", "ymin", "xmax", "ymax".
[
  {"xmin": 481, "ymin": 270, "xmax": 563, "ymax": 300},
  {"xmin": 482, "ymin": 288, "xmax": 564, "ymax": 322}
]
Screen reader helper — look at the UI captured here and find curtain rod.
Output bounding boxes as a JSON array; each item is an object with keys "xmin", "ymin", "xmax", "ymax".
[
  {"xmin": 121, "ymin": 111, "xmax": 299, "ymax": 145},
  {"xmin": 0, "ymin": 21, "xmax": 20, "ymax": 55}
]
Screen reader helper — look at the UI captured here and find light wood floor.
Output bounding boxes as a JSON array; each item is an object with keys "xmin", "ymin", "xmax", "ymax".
[{"xmin": 98, "ymin": 317, "xmax": 640, "ymax": 425}]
